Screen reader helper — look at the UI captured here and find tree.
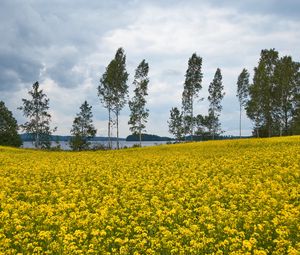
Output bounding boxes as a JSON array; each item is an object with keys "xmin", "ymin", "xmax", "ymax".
[
  {"xmin": 0, "ymin": 101, "xmax": 22, "ymax": 147},
  {"xmin": 111, "ymin": 48, "xmax": 129, "ymax": 149},
  {"xmin": 98, "ymin": 60, "xmax": 115, "ymax": 149},
  {"xmin": 18, "ymin": 81, "xmax": 56, "ymax": 149},
  {"xmin": 246, "ymin": 49, "xmax": 279, "ymax": 137},
  {"xmin": 168, "ymin": 107, "xmax": 184, "ymax": 141},
  {"xmin": 291, "ymin": 94, "xmax": 300, "ymax": 134},
  {"xmin": 98, "ymin": 48, "xmax": 129, "ymax": 149},
  {"xmin": 128, "ymin": 59, "xmax": 149, "ymax": 146},
  {"xmin": 195, "ymin": 112, "xmax": 219, "ymax": 140},
  {"xmin": 208, "ymin": 68, "xmax": 225, "ymax": 139},
  {"xmin": 236, "ymin": 68, "xmax": 250, "ymax": 138},
  {"xmin": 194, "ymin": 114, "xmax": 209, "ymax": 139},
  {"xmin": 70, "ymin": 101, "xmax": 96, "ymax": 151},
  {"xmin": 182, "ymin": 53, "xmax": 203, "ymax": 140},
  {"xmin": 246, "ymin": 64, "xmax": 265, "ymax": 137},
  {"xmin": 273, "ymin": 56, "xmax": 300, "ymax": 135}
]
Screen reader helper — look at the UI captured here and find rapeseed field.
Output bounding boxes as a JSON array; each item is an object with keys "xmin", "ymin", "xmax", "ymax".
[{"xmin": 0, "ymin": 137, "xmax": 299, "ymax": 254}]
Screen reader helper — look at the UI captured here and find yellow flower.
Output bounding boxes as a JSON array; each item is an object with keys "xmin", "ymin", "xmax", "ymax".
[{"xmin": 0, "ymin": 136, "xmax": 299, "ymax": 254}]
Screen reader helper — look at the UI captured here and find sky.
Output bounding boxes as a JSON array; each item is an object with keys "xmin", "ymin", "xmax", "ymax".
[{"xmin": 1, "ymin": 0, "xmax": 300, "ymax": 138}]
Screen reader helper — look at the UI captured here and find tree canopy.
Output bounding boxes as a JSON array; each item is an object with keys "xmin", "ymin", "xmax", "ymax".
[
  {"xmin": 18, "ymin": 81, "xmax": 56, "ymax": 149},
  {"xmin": 70, "ymin": 101, "xmax": 97, "ymax": 151},
  {"xmin": 98, "ymin": 48, "xmax": 129, "ymax": 149},
  {"xmin": 236, "ymin": 68, "xmax": 250, "ymax": 138},
  {"xmin": 246, "ymin": 49, "xmax": 300, "ymax": 137},
  {"xmin": 128, "ymin": 59, "xmax": 150, "ymax": 146},
  {"xmin": 182, "ymin": 53, "xmax": 203, "ymax": 139},
  {"xmin": 208, "ymin": 68, "xmax": 225, "ymax": 139},
  {"xmin": 0, "ymin": 101, "xmax": 22, "ymax": 147}
]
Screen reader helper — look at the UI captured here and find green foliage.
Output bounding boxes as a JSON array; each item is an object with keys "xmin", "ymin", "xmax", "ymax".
[
  {"xmin": 237, "ymin": 68, "xmax": 250, "ymax": 107},
  {"xmin": 236, "ymin": 68, "xmax": 250, "ymax": 137},
  {"xmin": 194, "ymin": 113, "xmax": 219, "ymax": 139},
  {"xmin": 98, "ymin": 48, "xmax": 129, "ymax": 149},
  {"xmin": 208, "ymin": 68, "xmax": 225, "ymax": 139},
  {"xmin": 182, "ymin": 53, "xmax": 203, "ymax": 138},
  {"xmin": 246, "ymin": 49, "xmax": 300, "ymax": 137},
  {"xmin": 126, "ymin": 134, "xmax": 171, "ymax": 141},
  {"xmin": 111, "ymin": 48, "xmax": 129, "ymax": 115},
  {"xmin": 168, "ymin": 107, "xmax": 184, "ymax": 141},
  {"xmin": 290, "ymin": 99, "xmax": 300, "ymax": 134},
  {"xmin": 0, "ymin": 101, "xmax": 22, "ymax": 147},
  {"xmin": 18, "ymin": 81, "xmax": 55, "ymax": 149},
  {"xmin": 273, "ymin": 56, "xmax": 300, "ymax": 135},
  {"xmin": 128, "ymin": 59, "xmax": 149, "ymax": 145},
  {"xmin": 70, "ymin": 101, "xmax": 96, "ymax": 151}
]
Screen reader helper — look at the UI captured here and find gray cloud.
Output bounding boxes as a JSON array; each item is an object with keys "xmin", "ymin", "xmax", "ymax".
[
  {"xmin": 0, "ymin": 51, "xmax": 42, "ymax": 91},
  {"xmin": 205, "ymin": 0, "xmax": 300, "ymax": 19},
  {"xmin": 0, "ymin": 0, "xmax": 137, "ymax": 91},
  {"xmin": 0, "ymin": 0, "xmax": 299, "ymax": 136}
]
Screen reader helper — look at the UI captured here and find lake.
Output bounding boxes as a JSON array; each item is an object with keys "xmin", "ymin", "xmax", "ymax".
[{"xmin": 22, "ymin": 140, "xmax": 170, "ymax": 150}]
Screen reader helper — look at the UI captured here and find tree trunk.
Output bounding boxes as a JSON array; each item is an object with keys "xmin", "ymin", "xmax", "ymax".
[
  {"xmin": 212, "ymin": 109, "xmax": 215, "ymax": 140},
  {"xmin": 108, "ymin": 108, "xmax": 111, "ymax": 149},
  {"xmin": 284, "ymin": 110, "xmax": 288, "ymax": 136},
  {"xmin": 139, "ymin": 131, "xmax": 142, "ymax": 147},
  {"xmin": 279, "ymin": 126, "xmax": 282, "ymax": 137},
  {"xmin": 139, "ymin": 118, "xmax": 142, "ymax": 147},
  {"xmin": 239, "ymin": 104, "xmax": 242, "ymax": 138},
  {"xmin": 35, "ymin": 113, "xmax": 39, "ymax": 148},
  {"xmin": 116, "ymin": 110, "xmax": 119, "ymax": 150},
  {"xmin": 36, "ymin": 132, "xmax": 39, "ymax": 148},
  {"xmin": 191, "ymin": 97, "xmax": 193, "ymax": 141}
]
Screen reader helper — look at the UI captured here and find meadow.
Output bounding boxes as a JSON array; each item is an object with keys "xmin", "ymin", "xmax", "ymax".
[{"xmin": 0, "ymin": 137, "xmax": 299, "ymax": 254}]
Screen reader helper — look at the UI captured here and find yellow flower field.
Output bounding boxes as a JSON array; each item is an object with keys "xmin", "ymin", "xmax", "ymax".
[{"xmin": 0, "ymin": 137, "xmax": 299, "ymax": 254}]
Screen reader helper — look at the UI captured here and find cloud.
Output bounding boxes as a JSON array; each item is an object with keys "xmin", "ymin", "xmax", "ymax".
[
  {"xmin": 0, "ymin": 51, "xmax": 43, "ymax": 91},
  {"xmin": 0, "ymin": 0, "xmax": 299, "ymax": 137}
]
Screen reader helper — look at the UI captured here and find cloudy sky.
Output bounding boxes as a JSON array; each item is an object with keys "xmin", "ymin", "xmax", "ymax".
[{"xmin": 1, "ymin": 0, "xmax": 300, "ymax": 138}]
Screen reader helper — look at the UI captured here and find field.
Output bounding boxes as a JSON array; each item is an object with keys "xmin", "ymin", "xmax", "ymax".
[{"xmin": 0, "ymin": 137, "xmax": 299, "ymax": 254}]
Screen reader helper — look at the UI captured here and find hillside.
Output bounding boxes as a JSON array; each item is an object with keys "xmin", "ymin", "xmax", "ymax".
[{"xmin": 0, "ymin": 137, "xmax": 299, "ymax": 254}]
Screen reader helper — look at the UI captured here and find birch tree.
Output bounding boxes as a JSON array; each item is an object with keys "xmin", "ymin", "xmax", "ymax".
[
  {"xmin": 208, "ymin": 68, "xmax": 225, "ymax": 140},
  {"xmin": 128, "ymin": 59, "xmax": 149, "ymax": 146},
  {"xmin": 236, "ymin": 68, "xmax": 250, "ymax": 138},
  {"xmin": 182, "ymin": 53, "xmax": 203, "ymax": 140}
]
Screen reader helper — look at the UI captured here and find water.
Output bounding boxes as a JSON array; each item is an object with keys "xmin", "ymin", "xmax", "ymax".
[{"xmin": 21, "ymin": 140, "xmax": 169, "ymax": 150}]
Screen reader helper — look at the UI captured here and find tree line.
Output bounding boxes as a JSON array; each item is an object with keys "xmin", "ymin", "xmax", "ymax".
[
  {"xmin": 168, "ymin": 53, "xmax": 225, "ymax": 141},
  {"xmin": 168, "ymin": 49, "xmax": 300, "ymax": 140},
  {"xmin": 0, "ymin": 48, "xmax": 299, "ymax": 150}
]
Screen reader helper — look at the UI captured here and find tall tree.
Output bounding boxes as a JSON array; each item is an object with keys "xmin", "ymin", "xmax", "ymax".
[
  {"xmin": 98, "ymin": 60, "xmax": 115, "ymax": 149},
  {"xmin": 246, "ymin": 64, "xmax": 265, "ymax": 137},
  {"xmin": 291, "ymin": 94, "xmax": 300, "ymax": 134},
  {"xmin": 168, "ymin": 107, "xmax": 184, "ymax": 141},
  {"xmin": 246, "ymin": 49, "xmax": 279, "ymax": 137},
  {"xmin": 70, "ymin": 101, "xmax": 96, "ymax": 151},
  {"xmin": 128, "ymin": 59, "xmax": 149, "ymax": 146},
  {"xmin": 182, "ymin": 53, "xmax": 203, "ymax": 140},
  {"xmin": 111, "ymin": 48, "xmax": 129, "ymax": 149},
  {"xmin": 208, "ymin": 68, "xmax": 225, "ymax": 139},
  {"xmin": 98, "ymin": 48, "xmax": 129, "ymax": 149},
  {"xmin": 0, "ymin": 101, "xmax": 22, "ymax": 147},
  {"xmin": 273, "ymin": 56, "xmax": 300, "ymax": 135},
  {"xmin": 236, "ymin": 68, "xmax": 250, "ymax": 138},
  {"xmin": 18, "ymin": 81, "xmax": 56, "ymax": 149}
]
